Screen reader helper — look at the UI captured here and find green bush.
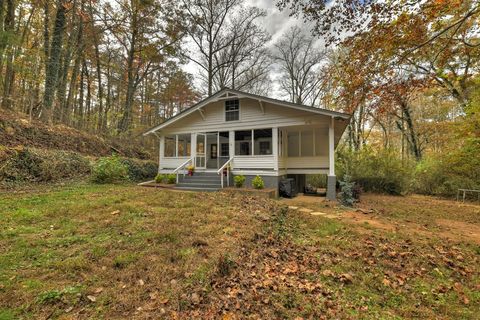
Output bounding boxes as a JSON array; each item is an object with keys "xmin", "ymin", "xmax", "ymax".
[
  {"xmin": 306, "ymin": 174, "xmax": 327, "ymax": 188},
  {"xmin": 251, "ymin": 175, "xmax": 265, "ymax": 189},
  {"xmin": 234, "ymin": 175, "xmax": 246, "ymax": 188},
  {"xmin": 414, "ymin": 139, "xmax": 480, "ymax": 196},
  {"xmin": 166, "ymin": 174, "xmax": 176, "ymax": 184},
  {"xmin": 155, "ymin": 173, "xmax": 165, "ymax": 183},
  {"xmin": 91, "ymin": 155, "xmax": 129, "ymax": 184},
  {"xmin": 337, "ymin": 147, "xmax": 413, "ymax": 195},
  {"xmin": 120, "ymin": 158, "xmax": 157, "ymax": 181}
]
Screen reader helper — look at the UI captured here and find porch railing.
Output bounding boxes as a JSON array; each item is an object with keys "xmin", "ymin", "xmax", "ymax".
[
  {"xmin": 173, "ymin": 157, "xmax": 194, "ymax": 184},
  {"xmin": 217, "ymin": 157, "xmax": 234, "ymax": 188}
]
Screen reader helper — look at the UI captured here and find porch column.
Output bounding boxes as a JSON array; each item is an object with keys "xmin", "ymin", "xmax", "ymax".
[
  {"xmin": 159, "ymin": 135, "xmax": 164, "ymax": 172},
  {"xmin": 272, "ymin": 127, "xmax": 278, "ymax": 171},
  {"xmin": 191, "ymin": 133, "xmax": 196, "ymax": 163},
  {"xmin": 229, "ymin": 130, "xmax": 234, "ymax": 158},
  {"xmin": 327, "ymin": 117, "xmax": 336, "ymax": 200}
]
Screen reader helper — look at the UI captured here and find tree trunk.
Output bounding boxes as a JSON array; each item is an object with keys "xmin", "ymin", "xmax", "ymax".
[
  {"xmin": 118, "ymin": 18, "xmax": 137, "ymax": 133},
  {"xmin": 1, "ymin": 0, "xmax": 15, "ymax": 109},
  {"xmin": 42, "ymin": 0, "xmax": 67, "ymax": 123}
]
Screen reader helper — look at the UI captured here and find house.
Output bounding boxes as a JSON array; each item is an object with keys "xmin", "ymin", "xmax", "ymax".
[{"xmin": 143, "ymin": 88, "xmax": 351, "ymax": 200}]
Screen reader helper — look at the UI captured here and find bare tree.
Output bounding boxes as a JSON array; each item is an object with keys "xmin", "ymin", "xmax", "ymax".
[
  {"xmin": 182, "ymin": 0, "xmax": 240, "ymax": 96},
  {"xmin": 273, "ymin": 26, "xmax": 325, "ymax": 105},
  {"xmin": 212, "ymin": 6, "xmax": 272, "ymax": 94}
]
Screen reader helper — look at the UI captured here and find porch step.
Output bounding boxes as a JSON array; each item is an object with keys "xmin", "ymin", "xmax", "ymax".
[
  {"xmin": 174, "ymin": 186, "xmax": 220, "ymax": 192},
  {"xmin": 176, "ymin": 172, "xmax": 223, "ymax": 191},
  {"xmin": 178, "ymin": 176, "xmax": 220, "ymax": 181},
  {"xmin": 176, "ymin": 182, "xmax": 222, "ymax": 188}
]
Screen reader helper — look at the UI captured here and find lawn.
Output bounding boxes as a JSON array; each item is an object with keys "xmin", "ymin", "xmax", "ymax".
[{"xmin": 0, "ymin": 185, "xmax": 479, "ymax": 319}]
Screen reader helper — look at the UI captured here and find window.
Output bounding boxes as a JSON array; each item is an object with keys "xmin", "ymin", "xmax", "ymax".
[
  {"xmin": 177, "ymin": 134, "xmax": 191, "ymax": 157},
  {"xmin": 259, "ymin": 141, "xmax": 270, "ymax": 155},
  {"xmin": 220, "ymin": 143, "xmax": 229, "ymax": 157},
  {"xmin": 239, "ymin": 142, "xmax": 250, "ymax": 155},
  {"xmin": 225, "ymin": 99, "xmax": 239, "ymax": 121},
  {"xmin": 164, "ymin": 135, "xmax": 175, "ymax": 157},
  {"xmin": 235, "ymin": 130, "xmax": 251, "ymax": 155},
  {"xmin": 254, "ymin": 129, "xmax": 272, "ymax": 155}
]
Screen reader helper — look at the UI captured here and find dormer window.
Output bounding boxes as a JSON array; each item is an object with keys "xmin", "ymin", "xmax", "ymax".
[{"xmin": 225, "ymin": 99, "xmax": 239, "ymax": 121}]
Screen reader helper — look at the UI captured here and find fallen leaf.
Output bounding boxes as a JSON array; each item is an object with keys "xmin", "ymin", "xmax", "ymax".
[
  {"xmin": 87, "ymin": 295, "xmax": 96, "ymax": 302},
  {"xmin": 111, "ymin": 210, "xmax": 120, "ymax": 215}
]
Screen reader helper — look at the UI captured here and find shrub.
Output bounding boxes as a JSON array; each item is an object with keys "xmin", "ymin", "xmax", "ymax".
[
  {"xmin": 0, "ymin": 147, "xmax": 91, "ymax": 184},
  {"xmin": 306, "ymin": 174, "xmax": 327, "ymax": 188},
  {"xmin": 234, "ymin": 175, "xmax": 246, "ymax": 188},
  {"xmin": 337, "ymin": 147, "xmax": 414, "ymax": 195},
  {"xmin": 251, "ymin": 175, "xmax": 265, "ymax": 189},
  {"xmin": 413, "ymin": 139, "xmax": 480, "ymax": 196},
  {"xmin": 166, "ymin": 174, "xmax": 177, "ymax": 184},
  {"xmin": 339, "ymin": 175, "xmax": 356, "ymax": 207},
  {"xmin": 155, "ymin": 173, "xmax": 165, "ymax": 184},
  {"xmin": 91, "ymin": 155, "xmax": 129, "ymax": 184},
  {"xmin": 121, "ymin": 158, "xmax": 157, "ymax": 181}
]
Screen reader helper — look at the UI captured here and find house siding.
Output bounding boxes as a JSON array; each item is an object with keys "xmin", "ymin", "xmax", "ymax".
[{"xmin": 162, "ymin": 98, "xmax": 332, "ymax": 134}]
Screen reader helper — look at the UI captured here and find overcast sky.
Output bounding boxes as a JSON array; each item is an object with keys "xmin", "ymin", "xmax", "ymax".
[{"xmin": 182, "ymin": 0, "xmax": 309, "ymax": 99}]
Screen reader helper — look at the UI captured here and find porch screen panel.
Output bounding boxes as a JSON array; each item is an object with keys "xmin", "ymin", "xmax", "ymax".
[
  {"xmin": 287, "ymin": 132, "xmax": 299, "ymax": 157},
  {"xmin": 164, "ymin": 135, "xmax": 175, "ymax": 157},
  {"xmin": 315, "ymin": 128, "xmax": 328, "ymax": 156},
  {"xmin": 254, "ymin": 129, "xmax": 272, "ymax": 155},
  {"xmin": 235, "ymin": 130, "xmax": 252, "ymax": 155},
  {"xmin": 301, "ymin": 130, "xmax": 314, "ymax": 156},
  {"xmin": 177, "ymin": 134, "xmax": 191, "ymax": 157}
]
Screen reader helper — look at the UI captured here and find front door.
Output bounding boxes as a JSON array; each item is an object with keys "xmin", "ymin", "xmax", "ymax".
[{"xmin": 196, "ymin": 133, "xmax": 206, "ymax": 169}]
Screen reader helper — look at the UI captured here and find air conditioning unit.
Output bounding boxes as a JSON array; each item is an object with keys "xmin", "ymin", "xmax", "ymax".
[{"xmin": 279, "ymin": 178, "xmax": 298, "ymax": 198}]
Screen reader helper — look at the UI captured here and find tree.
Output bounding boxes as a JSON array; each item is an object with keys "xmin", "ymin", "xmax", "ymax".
[
  {"xmin": 103, "ymin": 0, "xmax": 184, "ymax": 133},
  {"xmin": 273, "ymin": 26, "xmax": 325, "ymax": 105},
  {"xmin": 42, "ymin": 0, "xmax": 68, "ymax": 123},
  {"xmin": 212, "ymin": 6, "xmax": 272, "ymax": 94},
  {"xmin": 278, "ymin": 0, "xmax": 480, "ymax": 109},
  {"xmin": 182, "ymin": 0, "xmax": 240, "ymax": 96}
]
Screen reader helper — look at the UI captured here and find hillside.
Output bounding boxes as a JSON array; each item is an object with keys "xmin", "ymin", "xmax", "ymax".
[{"xmin": 0, "ymin": 110, "xmax": 154, "ymax": 160}]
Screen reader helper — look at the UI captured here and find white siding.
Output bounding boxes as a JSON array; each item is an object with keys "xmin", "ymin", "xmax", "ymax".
[
  {"xmin": 286, "ymin": 156, "xmax": 329, "ymax": 169},
  {"xmin": 160, "ymin": 157, "xmax": 191, "ymax": 169},
  {"xmin": 233, "ymin": 156, "xmax": 274, "ymax": 169}
]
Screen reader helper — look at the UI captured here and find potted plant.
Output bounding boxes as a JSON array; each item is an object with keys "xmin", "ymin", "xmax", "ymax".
[{"xmin": 186, "ymin": 164, "xmax": 195, "ymax": 176}]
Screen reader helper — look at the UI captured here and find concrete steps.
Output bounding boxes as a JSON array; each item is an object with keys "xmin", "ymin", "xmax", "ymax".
[{"xmin": 175, "ymin": 172, "xmax": 222, "ymax": 191}]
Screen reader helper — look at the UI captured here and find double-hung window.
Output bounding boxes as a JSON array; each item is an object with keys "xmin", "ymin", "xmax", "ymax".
[{"xmin": 225, "ymin": 99, "xmax": 239, "ymax": 121}]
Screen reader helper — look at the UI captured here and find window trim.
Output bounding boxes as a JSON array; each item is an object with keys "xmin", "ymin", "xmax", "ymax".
[{"xmin": 224, "ymin": 99, "xmax": 240, "ymax": 122}]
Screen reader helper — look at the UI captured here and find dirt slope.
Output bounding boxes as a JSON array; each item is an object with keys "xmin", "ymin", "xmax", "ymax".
[{"xmin": 0, "ymin": 110, "xmax": 152, "ymax": 159}]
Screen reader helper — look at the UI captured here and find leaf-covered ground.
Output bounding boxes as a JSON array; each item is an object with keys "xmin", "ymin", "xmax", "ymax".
[{"xmin": 0, "ymin": 185, "xmax": 479, "ymax": 319}]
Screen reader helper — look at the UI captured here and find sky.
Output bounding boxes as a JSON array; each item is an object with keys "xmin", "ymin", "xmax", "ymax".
[{"xmin": 182, "ymin": 0, "xmax": 308, "ymax": 99}]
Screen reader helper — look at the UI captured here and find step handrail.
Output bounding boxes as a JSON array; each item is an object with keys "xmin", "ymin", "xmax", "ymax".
[
  {"xmin": 217, "ymin": 157, "xmax": 234, "ymax": 188},
  {"xmin": 173, "ymin": 157, "xmax": 194, "ymax": 184}
]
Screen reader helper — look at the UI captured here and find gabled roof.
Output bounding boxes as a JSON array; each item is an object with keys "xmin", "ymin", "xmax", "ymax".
[{"xmin": 143, "ymin": 88, "xmax": 351, "ymax": 135}]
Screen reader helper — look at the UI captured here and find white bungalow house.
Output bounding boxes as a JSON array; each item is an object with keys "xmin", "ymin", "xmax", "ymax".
[{"xmin": 143, "ymin": 88, "xmax": 351, "ymax": 200}]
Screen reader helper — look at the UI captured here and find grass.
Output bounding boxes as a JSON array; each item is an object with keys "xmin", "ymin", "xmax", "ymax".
[
  {"xmin": 0, "ymin": 184, "xmax": 479, "ymax": 319},
  {"xmin": 0, "ymin": 183, "xmax": 267, "ymax": 319}
]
